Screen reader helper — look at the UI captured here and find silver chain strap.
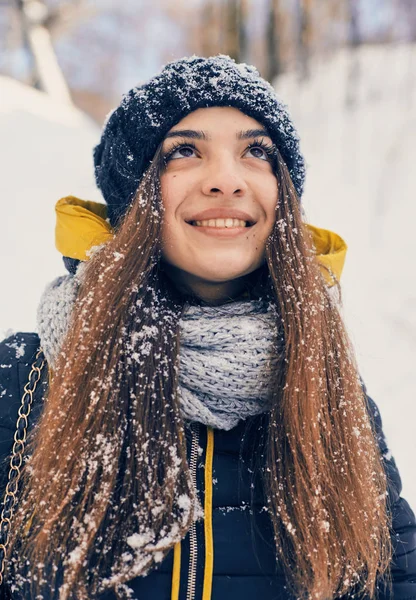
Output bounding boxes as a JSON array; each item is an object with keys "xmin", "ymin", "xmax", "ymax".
[{"xmin": 0, "ymin": 348, "xmax": 46, "ymax": 586}]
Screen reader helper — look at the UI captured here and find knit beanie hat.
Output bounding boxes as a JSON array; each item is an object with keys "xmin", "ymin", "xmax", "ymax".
[{"xmin": 93, "ymin": 54, "xmax": 306, "ymax": 228}]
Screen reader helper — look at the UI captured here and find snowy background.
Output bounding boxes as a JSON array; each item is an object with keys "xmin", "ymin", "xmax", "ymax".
[{"xmin": 1, "ymin": 42, "xmax": 415, "ymax": 506}]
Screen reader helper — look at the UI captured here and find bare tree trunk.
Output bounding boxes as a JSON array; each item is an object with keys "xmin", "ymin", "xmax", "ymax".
[
  {"xmin": 347, "ymin": 0, "xmax": 361, "ymax": 47},
  {"xmin": 296, "ymin": 0, "xmax": 312, "ymax": 81},
  {"xmin": 222, "ymin": 0, "xmax": 249, "ymax": 63},
  {"xmin": 14, "ymin": 0, "xmax": 72, "ymax": 104},
  {"xmin": 265, "ymin": 0, "xmax": 281, "ymax": 83},
  {"xmin": 201, "ymin": 0, "xmax": 220, "ymax": 57},
  {"xmin": 238, "ymin": 0, "xmax": 249, "ymax": 63},
  {"xmin": 224, "ymin": 0, "xmax": 239, "ymax": 61}
]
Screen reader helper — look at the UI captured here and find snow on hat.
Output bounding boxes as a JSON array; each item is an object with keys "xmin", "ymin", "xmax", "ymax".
[{"xmin": 93, "ymin": 54, "xmax": 306, "ymax": 228}]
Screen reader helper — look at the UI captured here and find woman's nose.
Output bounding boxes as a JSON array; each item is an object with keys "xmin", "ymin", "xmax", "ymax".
[{"xmin": 201, "ymin": 160, "xmax": 248, "ymax": 197}]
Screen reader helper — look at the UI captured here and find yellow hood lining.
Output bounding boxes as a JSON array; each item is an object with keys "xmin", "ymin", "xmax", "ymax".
[{"xmin": 55, "ymin": 196, "xmax": 347, "ymax": 286}]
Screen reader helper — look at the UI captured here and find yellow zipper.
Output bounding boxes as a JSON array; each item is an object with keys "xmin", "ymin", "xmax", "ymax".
[
  {"xmin": 202, "ymin": 427, "xmax": 214, "ymax": 600},
  {"xmin": 171, "ymin": 424, "xmax": 214, "ymax": 600}
]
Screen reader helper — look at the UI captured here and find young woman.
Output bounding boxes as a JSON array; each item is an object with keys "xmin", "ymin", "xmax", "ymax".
[{"xmin": 0, "ymin": 55, "xmax": 415, "ymax": 600}]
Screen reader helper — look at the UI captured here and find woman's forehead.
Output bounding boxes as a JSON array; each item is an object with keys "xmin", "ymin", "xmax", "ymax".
[{"xmin": 165, "ymin": 106, "xmax": 270, "ymax": 139}]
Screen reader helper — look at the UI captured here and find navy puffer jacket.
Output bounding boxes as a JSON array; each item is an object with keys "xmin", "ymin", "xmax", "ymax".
[{"xmin": 0, "ymin": 332, "xmax": 415, "ymax": 599}]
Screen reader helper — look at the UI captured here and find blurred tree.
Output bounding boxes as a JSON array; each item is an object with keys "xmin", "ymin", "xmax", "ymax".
[
  {"xmin": 14, "ymin": 0, "xmax": 73, "ymax": 102},
  {"xmin": 200, "ymin": 0, "xmax": 220, "ymax": 57},
  {"xmin": 265, "ymin": 0, "xmax": 282, "ymax": 83},
  {"xmin": 198, "ymin": 0, "xmax": 249, "ymax": 65},
  {"xmin": 1, "ymin": 0, "xmax": 414, "ymax": 124},
  {"xmin": 346, "ymin": 0, "xmax": 361, "ymax": 47},
  {"xmin": 224, "ymin": 0, "xmax": 239, "ymax": 61},
  {"xmin": 310, "ymin": 0, "xmax": 348, "ymax": 57},
  {"xmin": 222, "ymin": 0, "xmax": 249, "ymax": 63},
  {"xmin": 239, "ymin": 0, "xmax": 249, "ymax": 62},
  {"xmin": 296, "ymin": 0, "xmax": 313, "ymax": 80}
]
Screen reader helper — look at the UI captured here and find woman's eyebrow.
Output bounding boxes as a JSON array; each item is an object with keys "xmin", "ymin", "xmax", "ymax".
[
  {"xmin": 164, "ymin": 129, "xmax": 208, "ymax": 140},
  {"xmin": 237, "ymin": 128, "xmax": 270, "ymax": 140},
  {"xmin": 164, "ymin": 128, "xmax": 271, "ymax": 142}
]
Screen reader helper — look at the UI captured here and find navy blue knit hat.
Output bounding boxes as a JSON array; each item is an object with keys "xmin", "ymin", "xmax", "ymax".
[{"xmin": 93, "ymin": 54, "xmax": 306, "ymax": 228}]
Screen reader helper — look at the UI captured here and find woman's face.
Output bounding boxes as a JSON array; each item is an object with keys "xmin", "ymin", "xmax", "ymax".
[{"xmin": 160, "ymin": 106, "xmax": 279, "ymax": 300}]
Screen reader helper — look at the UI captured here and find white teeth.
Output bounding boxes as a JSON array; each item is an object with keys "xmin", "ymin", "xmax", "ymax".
[{"xmin": 193, "ymin": 218, "xmax": 248, "ymax": 228}]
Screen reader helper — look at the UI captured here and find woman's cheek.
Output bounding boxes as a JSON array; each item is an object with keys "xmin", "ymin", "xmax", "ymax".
[{"xmin": 161, "ymin": 171, "xmax": 190, "ymax": 211}]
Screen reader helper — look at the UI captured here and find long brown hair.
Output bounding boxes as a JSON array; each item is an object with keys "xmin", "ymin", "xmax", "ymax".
[{"xmin": 7, "ymin": 145, "xmax": 393, "ymax": 599}]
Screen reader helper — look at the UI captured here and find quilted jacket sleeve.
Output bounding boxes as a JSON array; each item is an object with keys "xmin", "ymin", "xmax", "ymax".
[
  {"xmin": 0, "ymin": 332, "xmax": 46, "ymax": 493},
  {"xmin": 363, "ymin": 384, "xmax": 416, "ymax": 599}
]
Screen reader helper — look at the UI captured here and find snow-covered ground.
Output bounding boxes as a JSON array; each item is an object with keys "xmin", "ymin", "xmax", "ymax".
[{"xmin": 1, "ymin": 43, "xmax": 415, "ymax": 505}]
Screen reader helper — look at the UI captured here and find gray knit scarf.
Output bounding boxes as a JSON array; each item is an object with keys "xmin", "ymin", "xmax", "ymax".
[{"xmin": 36, "ymin": 268, "xmax": 284, "ymax": 431}]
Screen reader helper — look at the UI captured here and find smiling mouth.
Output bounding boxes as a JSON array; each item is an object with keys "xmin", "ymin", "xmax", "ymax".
[{"xmin": 186, "ymin": 218, "xmax": 255, "ymax": 228}]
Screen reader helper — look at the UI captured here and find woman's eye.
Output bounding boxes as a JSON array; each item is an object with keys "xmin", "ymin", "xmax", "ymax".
[
  {"xmin": 246, "ymin": 146, "xmax": 268, "ymax": 161},
  {"xmin": 167, "ymin": 145, "xmax": 197, "ymax": 160}
]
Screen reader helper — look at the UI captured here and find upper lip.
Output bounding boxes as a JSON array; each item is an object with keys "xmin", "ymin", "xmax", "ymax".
[{"xmin": 185, "ymin": 208, "xmax": 257, "ymax": 225}]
